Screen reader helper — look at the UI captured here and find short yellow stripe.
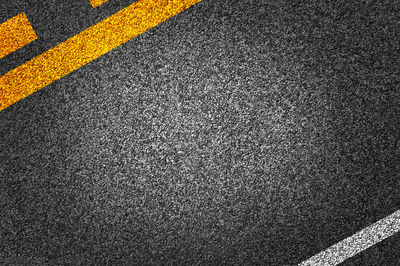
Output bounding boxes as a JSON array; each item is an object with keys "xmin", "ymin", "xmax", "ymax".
[
  {"xmin": 0, "ymin": 12, "xmax": 37, "ymax": 59},
  {"xmin": 0, "ymin": 0, "xmax": 202, "ymax": 111},
  {"xmin": 90, "ymin": 0, "xmax": 110, "ymax": 8}
]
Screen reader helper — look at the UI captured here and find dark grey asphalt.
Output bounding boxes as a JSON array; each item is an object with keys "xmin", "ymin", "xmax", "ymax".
[{"xmin": 1, "ymin": 0, "xmax": 400, "ymax": 265}]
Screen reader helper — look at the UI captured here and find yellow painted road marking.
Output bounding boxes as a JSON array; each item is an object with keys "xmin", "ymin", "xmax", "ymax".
[
  {"xmin": 0, "ymin": 0, "xmax": 202, "ymax": 111},
  {"xmin": 0, "ymin": 12, "xmax": 37, "ymax": 59},
  {"xmin": 90, "ymin": 0, "xmax": 110, "ymax": 8}
]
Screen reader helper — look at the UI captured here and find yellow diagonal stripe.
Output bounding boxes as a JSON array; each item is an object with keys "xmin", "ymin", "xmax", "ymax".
[
  {"xmin": 0, "ymin": 0, "xmax": 202, "ymax": 111},
  {"xmin": 0, "ymin": 12, "xmax": 37, "ymax": 59},
  {"xmin": 90, "ymin": 0, "xmax": 110, "ymax": 8}
]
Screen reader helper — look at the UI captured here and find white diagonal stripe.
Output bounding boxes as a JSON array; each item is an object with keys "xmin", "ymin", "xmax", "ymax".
[{"xmin": 299, "ymin": 209, "xmax": 400, "ymax": 266}]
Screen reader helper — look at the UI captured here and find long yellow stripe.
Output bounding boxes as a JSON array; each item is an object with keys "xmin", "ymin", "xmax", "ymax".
[
  {"xmin": 90, "ymin": 0, "xmax": 110, "ymax": 8},
  {"xmin": 0, "ymin": 0, "xmax": 202, "ymax": 111},
  {"xmin": 0, "ymin": 12, "xmax": 37, "ymax": 59}
]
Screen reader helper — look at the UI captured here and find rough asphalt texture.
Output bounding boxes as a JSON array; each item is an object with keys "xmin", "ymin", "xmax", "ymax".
[{"xmin": 1, "ymin": 0, "xmax": 400, "ymax": 265}]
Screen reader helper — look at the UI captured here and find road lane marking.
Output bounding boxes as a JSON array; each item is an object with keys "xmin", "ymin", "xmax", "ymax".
[
  {"xmin": 0, "ymin": 0, "xmax": 202, "ymax": 111},
  {"xmin": 0, "ymin": 12, "xmax": 37, "ymax": 59},
  {"xmin": 90, "ymin": 0, "xmax": 110, "ymax": 8},
  {"xmin": 299, "ymin": 209, "xmax": 400, "ymax": 265}
]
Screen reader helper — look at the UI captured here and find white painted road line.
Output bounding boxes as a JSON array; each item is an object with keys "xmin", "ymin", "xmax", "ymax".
[{"xmin": 299, "ymin": 209, "xmax": 400, "ymax": 265}]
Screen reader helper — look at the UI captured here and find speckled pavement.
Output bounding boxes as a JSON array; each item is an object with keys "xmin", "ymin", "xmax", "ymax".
[{"xmin": 1, "ymin": 0, "xmax": 400, "ymax": 265}]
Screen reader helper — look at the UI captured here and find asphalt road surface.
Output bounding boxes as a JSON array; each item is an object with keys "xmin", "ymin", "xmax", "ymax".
[{"xmin": 1, "ymin": 0, "xmax": 400, "ymax": 265}]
